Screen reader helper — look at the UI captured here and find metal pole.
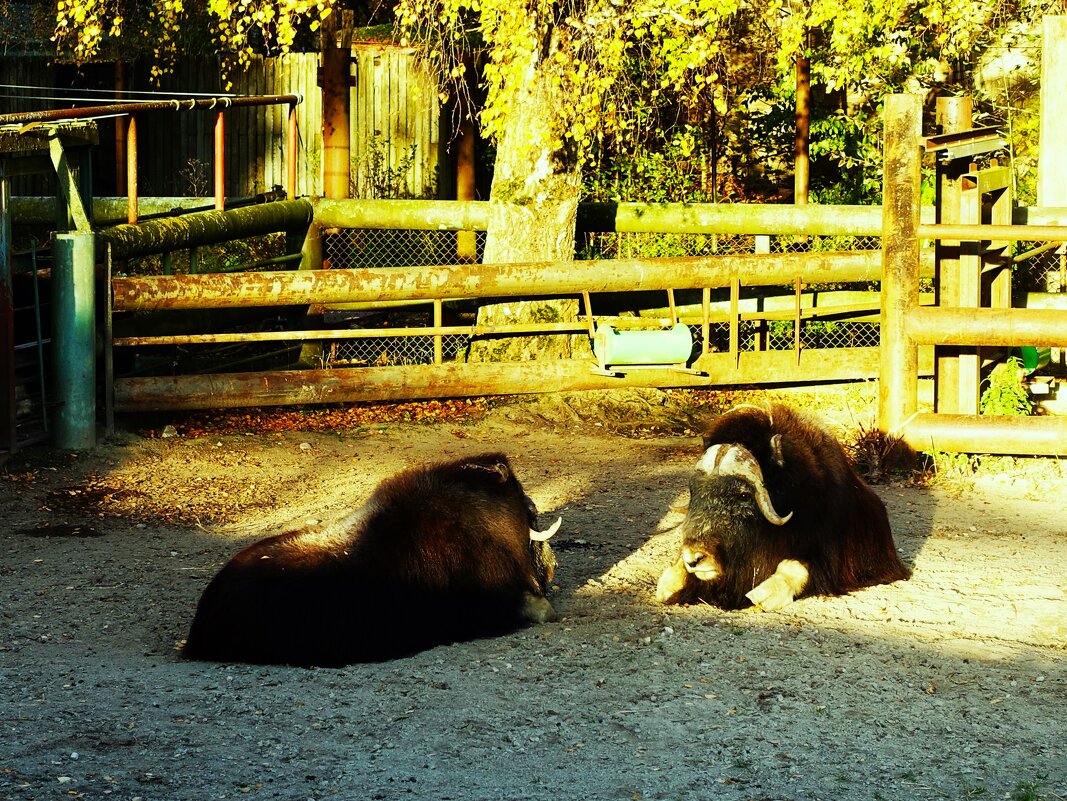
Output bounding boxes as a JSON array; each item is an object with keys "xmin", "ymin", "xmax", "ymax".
[
  {"xmin": 104, "ymin": 244, "xmax": 114, "ymax": 436},
  {"xmin": 52, "ymin": 232, "xmax": 97, "ymax": 449},
  {"xmin": 287, "ymin": 103, "xmax": 298, "ymax": 200},
  {"xmin": 957, "ymin": 166, "xmax": 981, "ymax": 414},
  {"xmin": 906, "ymin": 305, "xmax": 1067, "ymax": 346},
  {"xmin": 214, "ymin": 110, "xmax": 226, "ymax": 211},
  {"xmin": 115, "ymin": 59, "xmax": 127, "ymax": 196},
  {"xmin": 126, "ymin": 115, "xmax": 138, "ymax": 225},
  {"xmin": 97, "ymin": 198, "xmax": 314, "ymax": 260},
  {"xmin": 878, "ymin": 94, "xmax": 922, "ymax": 436},
  {"xmin": 0, "ymin": 95, "xmax": 302, "ymax": 126},
  {"xmin": 0, "ymin": 167, "xmax": 13, "ymax": 453}
]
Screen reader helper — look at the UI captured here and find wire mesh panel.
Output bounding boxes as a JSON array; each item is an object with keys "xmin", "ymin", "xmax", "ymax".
[
  {"xmin": 319, "ymin": 224, "xmax": 886, "ymax": 371},
  {"xmin": 579, "ymin": 232, "xmax": 756, "ymax": 259},
  {"xmin": 323, "ymin": 229, "xmax": 486, "ymax": 268},
  {"xmin": 322, "ymin": 307, "xmax": 473, "ymax": 367},
  {"xmin": 765, "ymin": 321, "xmax": 880, "ymax": 350},
  {"xmin": 1015, "ymin": 241, "xmax": 1066, "ymax": 294},
  {"xmin": 320, "ymin": 230, "xmax": 485, "ymax": 366},
  {"xmin": 578, "ymin": 232, "xmax": 882, "ymax": 259}
]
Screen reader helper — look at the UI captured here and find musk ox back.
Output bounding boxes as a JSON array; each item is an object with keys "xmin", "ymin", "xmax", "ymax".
[
  {"xmin": 656, "ymin": 403, "xmax": 908, "ymax": 610},
  {"xmin": 183, "ymin": 452, "xmax": 560, "ymax": 666}
]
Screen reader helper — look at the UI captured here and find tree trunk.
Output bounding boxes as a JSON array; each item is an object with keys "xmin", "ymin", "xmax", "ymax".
[{"xmin": 467, "ymin": 63, "xmax": 590, "ymax": 362}]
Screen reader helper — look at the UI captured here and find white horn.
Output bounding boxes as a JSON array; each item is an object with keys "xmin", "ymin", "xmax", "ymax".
[{"xmin": 530, "ymin": 516, "xmax": 562, "ymax": 541}]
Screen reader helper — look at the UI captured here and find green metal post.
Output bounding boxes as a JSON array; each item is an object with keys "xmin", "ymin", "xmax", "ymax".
[{"xmin": 52, "ymin": 231, "xmax": 97, "ymax": 449}]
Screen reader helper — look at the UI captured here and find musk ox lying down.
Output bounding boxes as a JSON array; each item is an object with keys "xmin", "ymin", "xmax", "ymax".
[
  {"xmin": 183, "ymin": 453, "xmax": 560, "ymax": 666},
  {"xmin": 656, "ymin": 403, "xmax": 909, "ymax": 610}
]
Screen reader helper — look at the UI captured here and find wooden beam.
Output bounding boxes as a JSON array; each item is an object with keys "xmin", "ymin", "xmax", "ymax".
[
  {"xmin": 1038, "ymin": 16, "xmax": 1067, "ymax": 210},
  {"xmin": 902, "ymin": 413, "xmax": 1067, "ymax": 456},
  {"xmin": 113, "ymin": 348, "xmax": 897, "ymax": 412},
  {"xmin": 907, "ymin": 306, "xmax": 1067, "ymax": 347},
  {"xmin": 48, "ymin": 137, "xmax": 91, "ymax": 232},
  {"xmin": 878, "ymin": 94, "xmax": 922, "ymax": 435},
  {"xmin": 918, "ymin": 223, "xmax": 1067, "ymax": 242}
]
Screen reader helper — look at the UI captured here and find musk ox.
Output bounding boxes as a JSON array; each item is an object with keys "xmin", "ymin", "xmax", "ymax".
[
  {"xmin": 183, "ymin": 452, "xmax": 560, "ymax": 666},
  {"xmin": 656, "ymin": 403, "xmax": 909, "ymax": 610}
]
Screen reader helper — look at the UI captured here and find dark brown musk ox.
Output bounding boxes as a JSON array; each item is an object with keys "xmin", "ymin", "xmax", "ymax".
[
  {"xmin": 182, "ymin": 452, "xmax": 561, "ymax": 666},
  {"xmin": 656, "ymin": 403, "xmax": 909, "ymax": 611}
]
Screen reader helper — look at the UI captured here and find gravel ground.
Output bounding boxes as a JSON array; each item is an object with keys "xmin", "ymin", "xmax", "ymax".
[{"xmin": 1, "ymin": 399, "xmax": 1064, "ymax": 801}]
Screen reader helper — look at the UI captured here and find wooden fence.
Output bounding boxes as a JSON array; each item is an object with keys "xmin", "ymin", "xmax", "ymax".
[
  {"xmin": 0, "ymin": 48, "xmax": 440, "ymax": 200},
  {"xmin": 880, "ymin": 94, "xmax": 1067, "ymax": 456}
]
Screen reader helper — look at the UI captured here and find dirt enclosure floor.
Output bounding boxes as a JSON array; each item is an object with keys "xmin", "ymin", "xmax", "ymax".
[{"xmin": 1, "ymin": 390, "xmax": 1065, "ymax": 801}]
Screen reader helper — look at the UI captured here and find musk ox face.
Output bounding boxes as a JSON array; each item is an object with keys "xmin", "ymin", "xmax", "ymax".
[
  {"xmin": 182, "ymin": 452, "xmax": 561, "ymax": 666},
  {"xmin": 524, "ymin": 493, "xmax": 560, "ymax": 591},
  {"xmin": 656, "ymin": 403, "xmax": 909, "ymax": 611}
]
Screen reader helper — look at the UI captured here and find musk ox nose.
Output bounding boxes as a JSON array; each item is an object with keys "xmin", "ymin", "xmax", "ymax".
[
  {"xmin": 680, "ymin": 546, "xmax": 720, "ymax": 582},
  {"xmin": 682, "ymin": 548, "xmax": 702, "ymax": 571}
]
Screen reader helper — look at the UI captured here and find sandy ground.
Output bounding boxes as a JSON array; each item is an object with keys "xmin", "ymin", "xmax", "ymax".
[{"xmin": 1, "ymin": 395, "xmax": 1065, "ymax": 801}]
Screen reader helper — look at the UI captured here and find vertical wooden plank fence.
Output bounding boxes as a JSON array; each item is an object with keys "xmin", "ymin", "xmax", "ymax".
[{"xmin": 351, "ymin": 45, "xmax": 440, "ymax": 198}]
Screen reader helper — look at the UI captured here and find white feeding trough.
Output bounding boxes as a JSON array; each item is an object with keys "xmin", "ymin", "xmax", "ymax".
[{"xmin": 592, "ymin": 322, "xmax": 699, "ymax": 376}]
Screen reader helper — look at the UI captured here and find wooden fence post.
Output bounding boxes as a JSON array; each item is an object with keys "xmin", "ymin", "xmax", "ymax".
[
  {"xmin": 1039, "ymin": 15, "xmax": 1067, "ymax": 368},
  {"xmin": 879, "ymin": 94, "xmax": 922, "ymax": 436},
  {"xmin": 933, "ymin": 96, "xmax": 971, "ymax": 413}
]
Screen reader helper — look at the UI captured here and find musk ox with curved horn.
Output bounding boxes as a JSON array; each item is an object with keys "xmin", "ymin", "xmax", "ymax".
[
  {"xmin": 656, "ymin": 403, "xmax": 908, "ymax": 610},
  {"xmin": 183, "ymin": 452, "xmax": 560, "ymax": 666}
]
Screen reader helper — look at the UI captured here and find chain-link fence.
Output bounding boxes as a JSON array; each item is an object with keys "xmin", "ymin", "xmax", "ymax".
[
  {"xmin": 577, "ymin": 232, "xmax": 882, "ymax": 259},
  {"xmin": 1014, "ymin": 241, "xmax": 1066, "ymax": 294},
  {"xmin": 324, "ymin": 228, "xmax": 486, "ymax": 268},
  {"xmin": 322, "ymin": 229, "xmax": 486, "ymax": 364},
  {"xmin": 694, "ymin": 319, "xmax": 880, "ymax": 354},
  {"xmin": 322, "ymin": 228, "xmax": 885, "ymax": 366}
]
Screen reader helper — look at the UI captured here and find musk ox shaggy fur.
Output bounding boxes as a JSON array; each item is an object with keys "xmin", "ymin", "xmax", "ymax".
[
  {"xmin": 183, "ymin": 452, "xmax": 560, "ymax": 666},
  {"xmin": 656, "ymin": 403, "xmax": 909, "ymax": 610}
]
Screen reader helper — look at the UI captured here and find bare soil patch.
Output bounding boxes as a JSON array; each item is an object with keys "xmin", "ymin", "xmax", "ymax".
[{"xmin": 1, "ymin": 390, "xmax": 1064, "ymax": 801}]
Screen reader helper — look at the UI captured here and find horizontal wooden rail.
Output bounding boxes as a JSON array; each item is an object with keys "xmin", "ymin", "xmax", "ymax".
[
  {"xmin": 901, "ymin": 413, "xmax": 1067, "ymax": 456},
  {"xmin": 113, "ymin": 347, "xmax": 934, "ymax": 411},
  {"xmin": 111, "ymin": 250, "xmax": 883, "ymax": 312},
  {"xmin": 309, "ymin": 198, "xmax": 938, "ymax": 236},
  {"xmin": 907, "ymin": 305, "xmax": 1067, "ymax": 346},
  {"xmin": 918, "ymin": 223, "xmax": 1067, "ymax": 241}
]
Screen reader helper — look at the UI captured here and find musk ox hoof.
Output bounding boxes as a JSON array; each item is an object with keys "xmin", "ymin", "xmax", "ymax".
[
  {"xmin": 745, "ymin": 559, "xmax": 809, "ymax": 611},
  {"xmin": 655, "ymin": 559, "xmax": 692, "ymax": 605},
  {"xmin": 521, "ymin": 592, "xmax": 557, "ymax": 624},
  {"xmin": 745, "ymin": 574, "xmax": 796, "ymax": 610}
]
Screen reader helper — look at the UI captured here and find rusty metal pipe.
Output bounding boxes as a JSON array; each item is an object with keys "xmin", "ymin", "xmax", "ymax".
[
  {"xmin": 214, "ymin": 110, "xmax": 225, "ymax": 211},
  {"xmin": 110, "ymin": 250, "xmax": 884, "ymax": 312},
  {"xmin": 287, "ymin": 103, "xmax": 298, "ymax": 199},
  {"xmin": 126, "ymin": 115, "xmax": 138, "ymax": 225},
  {"xmin": 98, "ymin": 199, "xmax": 313, "ymax": 261}
]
